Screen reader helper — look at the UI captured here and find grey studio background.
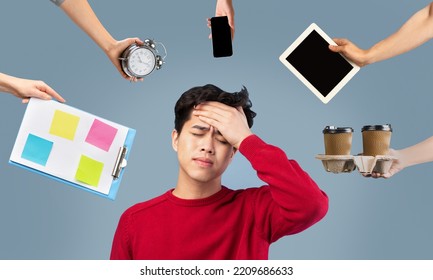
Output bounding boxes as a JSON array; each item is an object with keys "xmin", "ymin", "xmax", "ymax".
[{"xmin": 1, "ymin": 0, "xmax": 432, "ymax": 259}]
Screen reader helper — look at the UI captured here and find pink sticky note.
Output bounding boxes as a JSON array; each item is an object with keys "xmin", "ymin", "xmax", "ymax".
[{"xmin": 85, "ymin": 119, "xmax": 118, "ymax": 151}]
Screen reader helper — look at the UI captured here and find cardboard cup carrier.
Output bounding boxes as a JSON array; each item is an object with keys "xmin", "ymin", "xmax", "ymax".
[{"xmin": 317, "ymin": 124, "xmax": 395, "ymax": 175}]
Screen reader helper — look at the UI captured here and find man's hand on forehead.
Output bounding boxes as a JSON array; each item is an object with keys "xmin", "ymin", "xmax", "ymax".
[{"xmin": 193, "ymin": 101, "xmax": 252, "ymax": 149}]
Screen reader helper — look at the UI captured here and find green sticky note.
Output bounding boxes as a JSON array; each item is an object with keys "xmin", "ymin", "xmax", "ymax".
[
  {"xmin": 75, "ymin": 155, "xmax": 104, "ymax": 187},
  {"xmin": 49, "ymin": 110, "xmax": 80, "ymax": 140}
]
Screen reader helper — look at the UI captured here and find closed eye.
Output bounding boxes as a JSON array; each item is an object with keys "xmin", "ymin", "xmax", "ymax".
[
  {"xmin": 216, "ymin": 137, "xmax": 229, "ymax": 145},
  {"xmin": 191, "ymin": 132, "xmax": 204, "ymax": 137}
]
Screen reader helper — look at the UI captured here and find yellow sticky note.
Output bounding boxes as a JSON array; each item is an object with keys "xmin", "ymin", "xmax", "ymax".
[
  {"xmin": 75, "ymin": 155, "xmax": 104, "ymax": 187},
  {"xmin": 49, "ymin": 110, "xmax": 80, "ymax": 140}
]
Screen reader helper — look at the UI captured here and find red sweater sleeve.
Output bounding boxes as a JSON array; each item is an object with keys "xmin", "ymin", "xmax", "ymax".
[
  {"xmin": 239, "ymin": 134, "xmax": 328, "ymax": 243},
  {"xmin": 110, "ymin": 210, "xmax": 132, "ymax": 260}
]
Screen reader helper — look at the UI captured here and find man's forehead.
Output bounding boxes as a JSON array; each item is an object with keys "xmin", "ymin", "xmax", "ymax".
[
  {"xmin": 186, "ymin": 121, "xmax": 223, "ymax": 136},
  {"xmin": 191, "ymin": 124, "xmax": 211, "ymax": 130},
  {"xmin": 185, "ymin": 115, "xmax": 210, "ymax": 129}
]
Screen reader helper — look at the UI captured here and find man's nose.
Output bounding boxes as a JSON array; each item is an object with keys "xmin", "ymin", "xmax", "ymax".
[{"xmin": 200, "ymin": 134, "xmax": 215, "ymax": 154}]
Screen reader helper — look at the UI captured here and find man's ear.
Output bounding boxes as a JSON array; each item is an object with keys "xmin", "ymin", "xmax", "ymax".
[
  {"xmin": 231, "ymin": 147, "xmax": 237, "ymax": 158},
  {"xmin": 171, "ymin": 129, "xmax": 179, "ymax": 152}
]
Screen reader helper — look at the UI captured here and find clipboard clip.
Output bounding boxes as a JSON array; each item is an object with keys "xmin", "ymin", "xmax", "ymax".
[{"xmin": 112, "ymin": 146, "xmax": 128, "ymax": 179}]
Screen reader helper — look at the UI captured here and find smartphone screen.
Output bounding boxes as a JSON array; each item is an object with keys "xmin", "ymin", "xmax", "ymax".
[{"xmin": 211, "ymin": 16, "xmax": 233, "ymax": 57}]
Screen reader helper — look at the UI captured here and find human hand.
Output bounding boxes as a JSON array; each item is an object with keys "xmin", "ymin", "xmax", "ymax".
[
  {"xmin": 105, "ymin": 37, "xmax": 144, "ymax": 82},
  {"xmin": 192, "ymin": 101, "xmax": 252, "ymax": 149},
  {"xmin": 207, "ymin": 0, "xmax": 235, "ymax": 39},
  {"xmin": 329, "ymin": 38, "xmax": 369, "ymax": 67},
  {"xmin": 8, "ymin": 76, "xmax": 65, "ymax": 104},
  {"xmin": 369, "ymin": 149, "xmax": 405, "ymax": 179}
]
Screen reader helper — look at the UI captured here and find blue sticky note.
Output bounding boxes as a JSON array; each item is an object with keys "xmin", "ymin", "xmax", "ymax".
[{"xmin": 21, "ymin": 134, "xmax": 53, "ymax": 166}]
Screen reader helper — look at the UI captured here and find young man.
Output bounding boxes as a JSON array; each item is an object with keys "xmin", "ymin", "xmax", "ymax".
[{"xmin": 110, "ymin": 84, "xmax": 328, "ymax": 260}]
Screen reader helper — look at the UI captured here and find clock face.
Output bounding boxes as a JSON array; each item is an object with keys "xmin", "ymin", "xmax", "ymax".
[{"xmin": 128, "ymin": 47, "xmax": 156, "ymax": 77}]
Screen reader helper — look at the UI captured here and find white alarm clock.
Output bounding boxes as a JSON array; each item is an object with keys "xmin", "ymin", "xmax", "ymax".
[{"xmin": 119, "ymin": 39, "xmax": 165, "ymax": 79}]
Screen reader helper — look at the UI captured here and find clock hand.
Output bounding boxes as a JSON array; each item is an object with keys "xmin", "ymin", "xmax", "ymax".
[{"xmin": 140, "ymin": 58, "xmax": 152, "ymax": 69}]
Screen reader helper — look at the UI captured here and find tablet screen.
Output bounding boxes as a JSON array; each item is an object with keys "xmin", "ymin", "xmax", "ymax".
[{"xmin": 279, "ymin": 23, "xmax": 360, "ymax": 104}]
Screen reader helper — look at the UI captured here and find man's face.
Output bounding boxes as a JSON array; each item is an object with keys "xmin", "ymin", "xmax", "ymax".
[{"xmin": 172, "ymin": 113, "xmax": 236, "ymax": 185}]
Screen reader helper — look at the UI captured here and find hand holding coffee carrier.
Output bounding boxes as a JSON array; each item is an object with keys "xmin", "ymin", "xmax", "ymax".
[{"xmin": 317, "ymin": 124, "xmax": 395, "ymax": 175}]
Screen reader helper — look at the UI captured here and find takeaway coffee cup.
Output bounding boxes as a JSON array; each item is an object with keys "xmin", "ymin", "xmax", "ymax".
[
  {"xmin": 323, "ymin": 126, "xmax": 354, "ymax": 155},
  {"xmin": 361, "ymin": 124, "xmax": 392, "ymax": 156}
]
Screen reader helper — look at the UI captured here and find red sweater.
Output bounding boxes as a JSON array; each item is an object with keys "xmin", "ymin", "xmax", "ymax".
[{"xmin": 110, "ymin": 135, "xmax": 328, "ymax": 260}]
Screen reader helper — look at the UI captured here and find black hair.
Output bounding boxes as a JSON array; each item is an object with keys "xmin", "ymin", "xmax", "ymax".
[{"xmin": 174, "ymin": 84, "xmax": 256, "ymax": 133}]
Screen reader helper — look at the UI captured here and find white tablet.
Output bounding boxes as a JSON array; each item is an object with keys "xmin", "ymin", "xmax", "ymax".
[{"xmin": 279, "ymin": 23, "xmax": 360, "ymax": 104}]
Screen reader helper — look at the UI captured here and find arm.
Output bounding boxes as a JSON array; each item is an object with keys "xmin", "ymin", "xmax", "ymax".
[
  {"xmin": 240, "ymin": 135, "xmax": 329, "ymax": 242},
  {"xmin": 193, "ymin": 102, "xmax": 328, "ymax": 242},
  {"xmin": 110, "ymin": 211, "xmax": 132, "ymax": 260},
  {"xmin": 56, "ymin": 0, "xmax": 143, "ymax": 81},
  {"xmin": 0, "ymin": 72, "xmax": 65, "ymax": 103},
  {"xmin": 207, "ymin": 0, "xmax": 235, "ymax": 39},
  {"xmin": 372, "ymin": 136, "xmax": 433, "ymax": 178},
  {"xmin": 329, "ymin": 2, "xmax": 433, "ymax": 67}
]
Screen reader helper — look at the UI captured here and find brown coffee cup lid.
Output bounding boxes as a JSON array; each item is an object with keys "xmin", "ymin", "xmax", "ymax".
[
  {"xmin": 361, "ymin": 124, "xmax": 392, "ymax": 132},
  {"xmin": 323, "ymin": 126, "xmax": 354, "ymax": 134}
]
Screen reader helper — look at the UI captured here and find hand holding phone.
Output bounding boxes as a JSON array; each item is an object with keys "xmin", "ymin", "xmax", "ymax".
[{"xmin": 211, "ymin": 16, "xmax": 233, "ymax": 57}]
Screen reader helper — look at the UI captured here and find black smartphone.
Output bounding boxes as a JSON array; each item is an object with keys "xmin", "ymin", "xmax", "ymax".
[{"xmin": 211, "ymin": 16, "xmax": 233, "ymax": 57}]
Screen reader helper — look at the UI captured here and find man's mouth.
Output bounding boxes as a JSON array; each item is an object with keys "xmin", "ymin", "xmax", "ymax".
[{"xmin": 193, "ymin": 157, "xmax": 214, "ymax": 167}]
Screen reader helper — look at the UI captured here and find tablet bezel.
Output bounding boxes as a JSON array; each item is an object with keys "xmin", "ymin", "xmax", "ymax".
[{"xmin": 279, "ymin": 23, "xmax": 360, "ymax": 104}]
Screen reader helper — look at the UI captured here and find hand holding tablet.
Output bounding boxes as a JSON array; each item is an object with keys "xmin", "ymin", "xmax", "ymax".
[{"xmin": 279, "ymin": 23, "xmax": 360, "ymax": 104}]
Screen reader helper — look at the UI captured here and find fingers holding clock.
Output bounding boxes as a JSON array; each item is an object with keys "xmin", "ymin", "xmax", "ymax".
[{"xmin": 107, "ymin": 37, "xmax": 144, "ymax": 81}]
